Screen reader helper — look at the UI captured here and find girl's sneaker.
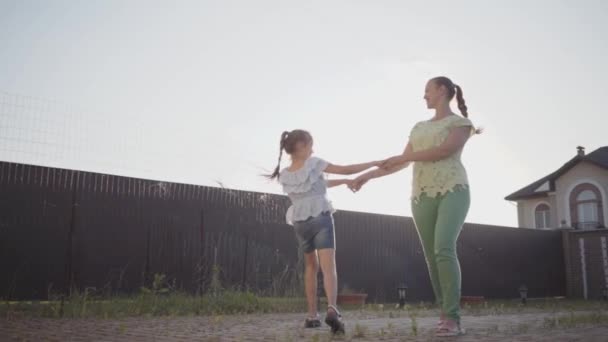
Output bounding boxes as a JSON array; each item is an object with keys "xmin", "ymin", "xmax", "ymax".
[
  {"xmin": 324, "ymin": 305, "xmax": 345, "ymax": 334},
  {"xmin": 304, "ymin": 315, "xmax": 321, "ymax": 328}
]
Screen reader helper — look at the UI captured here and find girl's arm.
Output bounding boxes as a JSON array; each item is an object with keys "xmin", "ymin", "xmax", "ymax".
[
  {"xmin": 327, "ymin": 179, "xmax": 351, "ymax": 188},
  {"xmin": 382, "ymin": 126, "xmax": 471, "ymax": 168},
  {"xmin": 324, "ymin": 160, "xmax": 383, "ymax": 175}
]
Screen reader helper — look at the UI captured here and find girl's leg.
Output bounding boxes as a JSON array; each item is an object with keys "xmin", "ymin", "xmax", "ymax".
[
  {"xmin": 434, "ymin": 188, "xmax": 470, "ymax": 324},
  {"xmin": 304, "ymin": 251, "xmax": 320, "ymax": 317},
  {"xmin": 312, "ymin": 213, "xmax": 343, "ymax": 333},
  {"xmin": 411, "ymin": 195, "xmax": 442, "ymax": 309},
  {"xmin": 312, "ymin": 213, "xmax": 339, "ymax": 310},
  {"xmin": 317, "ymin": 248, "xmax": 337, "ymax": 308},
  {"xmin": 318, "ymin": 247, "xmax": 344, "ymax": 334}
]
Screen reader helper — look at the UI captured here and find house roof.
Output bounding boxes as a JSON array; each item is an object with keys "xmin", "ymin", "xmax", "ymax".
[{"xmin": 505, "ymin": 146, "xmax": 608, "ymax": 201}]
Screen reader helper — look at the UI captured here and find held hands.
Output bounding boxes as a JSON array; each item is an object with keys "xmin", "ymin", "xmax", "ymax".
[
  {"xmin": 344, "ymin": 159, "xmax": 383, "ymax": 192},
  {"xmin": 347, "ymin": 174, "xmax": 370, "ymax": 193},
  {"xmin": 342, "ymin": 156, "xmax": 410, "ymax": 193}
]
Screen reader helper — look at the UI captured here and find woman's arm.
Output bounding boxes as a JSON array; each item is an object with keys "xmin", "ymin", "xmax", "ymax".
[
  {"xmin": 349, "ymin": 143, "xmax": 412, "ymax": 191},
  {"xmin": 349, "ymin": 162, "xmax": 409, "ymax": 192},
  {"xmin": 361, "ymin": 142, "xmax": 413, "ymax": 180},
  {"xmin": 361, "ymin": 158, "xmax": 410, "ymax": 180},
  {"xmin": 324, "ymin": 160, "xmax": 383, "ymax": 175},
  {"xmin": 382, "ymin": 126, "xmax": 471, "ymax": 168}
]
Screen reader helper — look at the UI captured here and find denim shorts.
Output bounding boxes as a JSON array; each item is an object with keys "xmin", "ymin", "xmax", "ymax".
[{"xmin": 293, "ymin": 212, "xmax": 336, "ymax": 253}]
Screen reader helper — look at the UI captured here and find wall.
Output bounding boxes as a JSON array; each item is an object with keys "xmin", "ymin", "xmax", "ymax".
[{"xmin": 562, "ymin": 229, "xmax": 608, "ymax": 299}]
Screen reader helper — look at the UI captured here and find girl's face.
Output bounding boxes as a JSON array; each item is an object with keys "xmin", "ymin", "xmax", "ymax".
[{"xmin": 292, "ymin": 140, "xmax": 313, "ymax": 160}]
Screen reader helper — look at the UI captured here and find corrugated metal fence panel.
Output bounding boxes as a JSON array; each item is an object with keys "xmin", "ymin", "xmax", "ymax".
[
  {"xmin": 331, "ymin": 216, "xmax": 565, "ymax": 302},
  {"xmin": 333, "ymin": 211, "xmax": 433, "ymax": 303},
  {"xmin": 0, "ymin": 163, "xmax": 72, "ymax": 299},
  {"xmin": 147, "ymin": 199, "xmax": 202, "ymax": 292},
  {"xmin": 458, "ymin": 224, "xmax": 565, "ymax": 299},
  {"xmin": 71, "ymin": 175, "xmax": 149, "ymax": 294},
  {"xmin": 200, "ymin": 204, "xmax": 298, "ymax": 294},
  {"xmin": 0, "ymin": 161, "xmax": 566, "ymax": 301}
]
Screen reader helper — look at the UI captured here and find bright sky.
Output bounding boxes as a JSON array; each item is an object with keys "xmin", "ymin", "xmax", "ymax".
[{"xmin": 1, "ymin": 0, "xmax": 607, "ymax": 227}]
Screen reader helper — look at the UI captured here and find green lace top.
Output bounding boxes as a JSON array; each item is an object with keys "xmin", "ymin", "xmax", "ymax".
[{"xmin": 409, "ymin": 114, "xmax": 475, "ymax": 201}]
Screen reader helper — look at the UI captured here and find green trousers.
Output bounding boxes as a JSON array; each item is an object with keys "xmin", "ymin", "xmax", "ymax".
[{"xmin": 411, "ymin": 186, "xmax": 470, "ymax": 322}]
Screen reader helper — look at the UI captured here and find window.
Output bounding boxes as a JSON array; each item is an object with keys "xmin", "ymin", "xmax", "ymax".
[
  {"xmin": 576, "ymin": 190, "xmax": 599, "ymax": 229},
  {"xmin": 534, "ymin": 204, "xmax": 551, "ymax": 229},
  {"xmin": 570, "ymin": 183, "xmax": 604, "ymax": 230}
]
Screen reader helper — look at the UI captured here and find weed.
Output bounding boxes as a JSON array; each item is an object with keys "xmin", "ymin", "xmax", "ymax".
[
  {"xmin": 353, "ymin": 323, "xmax": 367, "ymax": 338},
  {"xmin": 407, "ymin": 308, "xmax": 418, "ymax": 337}
]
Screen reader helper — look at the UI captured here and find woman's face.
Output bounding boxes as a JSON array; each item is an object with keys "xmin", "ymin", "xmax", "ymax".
[{"xmin": 423, "ymin": 80, "xmax": 445, "ymax": 109}]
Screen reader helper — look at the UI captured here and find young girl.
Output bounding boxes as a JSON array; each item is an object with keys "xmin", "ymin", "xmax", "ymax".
[{"xmin": 268, "ymin": 129, "xmax": 382, "ymax": 334}]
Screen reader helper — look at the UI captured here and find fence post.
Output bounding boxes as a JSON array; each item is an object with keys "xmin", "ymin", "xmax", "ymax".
[
  {"xmin": 199, "ymin": 209, "xmax": 205, "ymax": 294},
  {"xmin": 561, "ymin": 229, "xmax": 573, "ymax": 298},
  {"xmin": 241, "ymin": 234, "xmax": 249, "ymax": 290},
  {"xmin": 61, "ymin": 174, "xmax": 77, "ymax": 317}
]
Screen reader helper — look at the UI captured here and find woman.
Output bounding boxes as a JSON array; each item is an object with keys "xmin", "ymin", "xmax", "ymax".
[{"xmin": 351, "ymin": 76, "xmax": 479, "ymax": 337}]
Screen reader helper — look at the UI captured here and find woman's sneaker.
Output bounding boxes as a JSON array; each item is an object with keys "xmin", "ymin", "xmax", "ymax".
[
  {"xmin": 435, "ymin": 320, "xmax": 465, "ymax": 337},
  {"xmin": 437, "ymin": 313, "xmax": 446, "ymax": 327},
  {"xmin": 324, "ymin": 305, "xmax": 345, "ymax": 334}
]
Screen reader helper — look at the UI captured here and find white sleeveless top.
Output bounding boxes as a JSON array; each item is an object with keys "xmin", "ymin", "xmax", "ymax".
[{"xmin": 279, "ymin": 156, "xmax": 336, "ymax": 225}]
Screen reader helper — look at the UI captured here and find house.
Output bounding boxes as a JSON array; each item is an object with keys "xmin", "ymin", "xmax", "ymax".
[{"xmin": 505, "ymin": 146, "xmax": 608, "ymax": 230}]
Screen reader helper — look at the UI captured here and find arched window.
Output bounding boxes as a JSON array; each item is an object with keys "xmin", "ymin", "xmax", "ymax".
[{"xmin": 570, "ymin": 183, "xmax": 604, "ymax": 230}]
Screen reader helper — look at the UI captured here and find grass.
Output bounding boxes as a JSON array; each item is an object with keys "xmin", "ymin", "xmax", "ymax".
[
  {"xmin": 460, "ymin": 298, "xmax": 608, "ymax": 317},
  {"xmin": 3, "ymin": 280, "xmax": 608, "ymax": 322},
  {"xmin": 2, "ymin": 290, "xmax": 307, "ymax": 319},
  {"xmin": 543, "ymin": 310, "xmax": 608, "ymax": 329},
  {"xmin": 2, "ymin": 271, "xmax": 308, "ymax": 319}
]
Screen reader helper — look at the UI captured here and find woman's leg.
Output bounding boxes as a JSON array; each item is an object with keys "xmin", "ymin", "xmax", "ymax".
[
  {"xmin": 411, "ymin": 195, "xmax": 443, "ymax": 309},
  {"xmin": 434, "ymin": 188, "xmax": 470, "ymax": 324},
  {"xmin": 317, "ymin": 248, "xmax": 337, "ymax": 308}
]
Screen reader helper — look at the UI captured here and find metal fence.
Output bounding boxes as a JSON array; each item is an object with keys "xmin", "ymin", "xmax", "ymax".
[{"xmin": 0, "ymin": 161, "xmax": 566, "ymax": 302}]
